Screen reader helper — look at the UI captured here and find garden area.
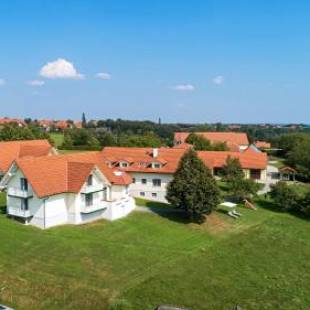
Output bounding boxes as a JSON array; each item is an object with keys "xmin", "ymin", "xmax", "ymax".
[{"xmin": 0, "ymin": 192, "xmax": 309, "ymax": 310}]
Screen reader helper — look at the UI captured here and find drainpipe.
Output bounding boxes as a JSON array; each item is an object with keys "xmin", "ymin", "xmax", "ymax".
[{"xmin": 43, "ymin": 197, "xmax": 49, "ymax": 229}]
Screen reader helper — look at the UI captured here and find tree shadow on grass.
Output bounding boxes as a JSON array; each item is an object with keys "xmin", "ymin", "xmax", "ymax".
[
  {"xmin": 147, "ymin": 206, "xmax": 192, "ymax": 224},
  {"xmin": 0, "ymin": 206, "xmax": 7, "ymax": 215}
]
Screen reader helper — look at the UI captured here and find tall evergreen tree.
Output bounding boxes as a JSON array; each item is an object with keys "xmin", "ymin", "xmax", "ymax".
[
  {"xmin": 82, "ymin": 112, "xmax": 87, "ymax": 128},
  {"xmin": 221, "ymin": 156, "xmax": 244, "ymax": 181},
  {"xmin": 166, "ymin": 149, "xmax": 221, "ymax": 222}
]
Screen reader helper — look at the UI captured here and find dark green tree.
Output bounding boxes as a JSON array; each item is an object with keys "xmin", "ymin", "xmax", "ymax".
[
  {"xmin": 166, "ymin": 149, "xmax": 221, "ymax": 222},
  {"xmin": 228, "ymin": 178, "xmax": 261, "ymax": 203},
  {"xmin": 221, "ymin": 156, "xmax": 244, "ymax": 181},
  {"xmin": 300, "ymin": 190, "xmax": 310, "ymax": 217},
  {"xmin": 186, "ymin": 133, "xmax": 212, "ymax": 150},
  {"xmin": 270, "ymin": 182, "xmax": 300, "ymax": 212},
  {"xmin": 82, "ymin": 112, "xmax": 87, "ymax": 128}
]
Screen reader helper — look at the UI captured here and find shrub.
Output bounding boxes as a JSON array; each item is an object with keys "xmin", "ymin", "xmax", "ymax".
[{"xmin": 270, "ymin": 182, "xmax": 301, "ymax": 212}]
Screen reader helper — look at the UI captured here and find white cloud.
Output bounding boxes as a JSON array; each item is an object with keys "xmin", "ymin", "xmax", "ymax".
[
  {"xmin": 96, "ymin": 72, "xmax": 112, "ymax": 80},
  {"xmin": 171, "ymin": 84, "xmax": 195, "ymax": 91},
  {"xmin": 0, "ymin": 79, "xmax": 6, "ymax": 86},
  {"xmin": 40, "ymin": 58, "xmax": 84, "ymax": 79},
  {"xmin": 26, "ymin": 80, "xmax": 45, "ymax": 86},
  {"xmin": 212, "ymin": 75, "xmax": 224, "ymax": 85}
]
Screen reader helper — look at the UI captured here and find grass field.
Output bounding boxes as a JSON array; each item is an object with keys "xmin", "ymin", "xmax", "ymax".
[
  {"xmin": 50, "ymin": 132, "xmax": 64, "ymax": 147},
  {"xmin": 0, "ymin": 194, "xmax": 309, "ymax": 310}
]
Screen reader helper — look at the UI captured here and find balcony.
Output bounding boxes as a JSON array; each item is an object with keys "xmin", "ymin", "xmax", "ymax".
[
  {"xmin": 80, "ymin": 202, "xmax": 108, "ymax": 214},
  {"xmin": 7, "ymin": 187, "xmax": 33, "ymax": 198},
  {"xmin": 7, "ymin": 206, "xmax": 31, "ymax": 218},
  {"xmin": 80, "ymin": 185, "xmax": 104, "ymax": 194}
]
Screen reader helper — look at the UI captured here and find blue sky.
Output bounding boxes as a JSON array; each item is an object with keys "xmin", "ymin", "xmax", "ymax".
[{"xmin": 0, "ymin": 0, "xmax": 309, "ymax": 123}]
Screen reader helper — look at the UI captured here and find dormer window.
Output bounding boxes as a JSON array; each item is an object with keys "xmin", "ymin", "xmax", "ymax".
[
  {"xmin": 119, "ymin": 161, "xmax": 128, "ymax": 168},
  {"xmin": 87, "ymin": 175, "xmax": 93, "ymax": 186},
  {"xmin": 152, "ymin": 162, "xmax": 161, "ymax": 169}
]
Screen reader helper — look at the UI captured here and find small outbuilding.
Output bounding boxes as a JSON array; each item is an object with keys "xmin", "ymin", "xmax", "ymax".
[{"xmin": 279, "ymin": 166, "xmax": 297, "ymax": 181}]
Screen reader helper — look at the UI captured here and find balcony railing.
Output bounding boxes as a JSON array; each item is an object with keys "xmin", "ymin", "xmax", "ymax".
[
  {"xmin": 80, "ymin": 185, "xmax": 104, "ymax": 194},
  {"xmin": 7, "ymin": 187, "xmax": 33, "ymax": 198},
  {"xmin": 7, "ymin": 206, "xmax": 31, "ymax": 218},
  {"xmin": 80, "ymin": 202, "xmax": 108, "ymax": 214}
]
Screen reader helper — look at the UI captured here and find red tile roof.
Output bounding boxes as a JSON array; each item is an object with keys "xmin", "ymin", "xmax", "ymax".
[
  {"xmin": 0, "ymin": 140, "xmax": 54, "ymax": 174},
  {"xmin": 174, "ymin": 132, "xmax": 249, "ymax": 146},
  {"xmin": 172, "ymin": 142, "xmax": 193, "ymax": 150},
  {"xmin": 101, "ymin": 146, "xmax": 267, "ymax": 173},
  {"xmin": 255, "ymin": 141, "xmax": 271, "ymax": 149},
  {"xmin": 14, "ymin": 151, "xmax": 132, "ymax": 198},
  {"xmin": 0, "ymin": 118, "xmax": 26, "ymax": 126},
  {"xmin": 101, "ymin": 147, "xmax": 186, "ymax": 174},
  {"xmin": 197, "ymin": 151, "xmax": 268, "ymax": 170},
  {"xmin": 54, "ymin": 120, "xmax": 69, "ymax": 130}
]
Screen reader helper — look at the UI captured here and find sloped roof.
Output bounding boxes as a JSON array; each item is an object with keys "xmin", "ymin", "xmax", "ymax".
[
  {"xmin": 255, "ymin": 141, "xmax": 271, "ymax": 149},
  {"xmin": 197, "ymin": 151, "xmax": 268, "ymax": 170},
  {"xmin": 0, "ymin": 118, "xmax": 26, "ymax": 126},
  {"xmin": 101, "ymin": 147, "xmax": 186, "ymax": 174},
  {"xmin": 16, "ymin": 156, "xmax": 94, "ymax": 198},
  {"xmin": 101, "ymin": 146, "xmax": 267, "ymax": 173},
  {"xmin": 174, "ymin": 132, "xmax": 249, "ymax": 146},
  {"xmin": 0, "ymin": 140, "xmax": 54, "ymax": 174},
  {"xmin": 13, "ymin": 151, "xmax": 132, "ymax": 198}
]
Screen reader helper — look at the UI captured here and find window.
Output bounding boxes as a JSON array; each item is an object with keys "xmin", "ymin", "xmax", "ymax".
[
  {"xmin": 141, "ymin": 179, "xmax": 147, "ymax": 184},
  {"xmin": 87, "ymin": 175, "xmax": 93, "ymax": 186},
  {"xmin": 21, "ymin": 199, "xmax": 28, "ymax": 211},
  {"xmin": 152, "ymin": 193, "xmax": 157, "ymax": 198},
  {"xmin": 250, "ymin": 169, "xmax": 261, "ymax": 180},
  {"xmin": 152, "ymin": 179, "xmax": 161, "ymax": 187},
  {"xmin": 85, "ymin": 193, "xmax": 93, "ymax": 207},
  {"xmin": 153, "ymin": 163, "xmax": 161, "ymax": 169},
  {"xmin": 20, "ymin": 178, "xmax": 28, "ymax": 191},
  {"xmin": 132, "ymin": 178, "xmax": 136, "ymax": 183},
  {"xmin": 120, "ymin": 162, "xmax": 128, "ymax": 168},
  {"xmin": 140, "ymin": 192, "xmax": 145, "ymax": 197},
  {"xmin": 102, "ymin": 187, "xmax": 107, "ymax": 201},
  {"xmin": 214, "ymin": 168, "xmax": 223, "ymax": 176}
]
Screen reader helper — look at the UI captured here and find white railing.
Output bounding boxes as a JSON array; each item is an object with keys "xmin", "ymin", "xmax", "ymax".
[
  {"xmin": 80, "ymin": 185, "xmax": 104, "ymax": 194},
  {"xmin": 7, "ymin": 206, "xmax": 31, "ymax": 218},
  {"xmin": 7, "ymin": 187, "xmax": 33, "ymax": 198},
  {"xmin": 80, "ymin": 202, "xmax": 108, "ymax": 214}
]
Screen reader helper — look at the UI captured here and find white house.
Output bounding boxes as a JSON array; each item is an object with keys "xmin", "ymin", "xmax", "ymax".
[
  {"xmin": 0, "ymin": 153, "xmax": 135, "ymax": 229},
  {"xmin": 101, "ymin": 146, "xmax": 268, "ymax": 203}
]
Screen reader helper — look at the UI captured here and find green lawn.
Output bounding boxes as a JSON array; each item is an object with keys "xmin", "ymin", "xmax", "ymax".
[
  {"xmin": 0, "ymin": 194, "xmax": 309, "ymax": 310},
  {"xmin": 50, "ymin": 132, "xmax": 64, "ymax": 147}
]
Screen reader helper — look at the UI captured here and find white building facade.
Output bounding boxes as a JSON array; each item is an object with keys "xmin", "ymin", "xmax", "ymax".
[{"xmin": 1, "ymin": 163, "xmax": 135, "ymax": 229}]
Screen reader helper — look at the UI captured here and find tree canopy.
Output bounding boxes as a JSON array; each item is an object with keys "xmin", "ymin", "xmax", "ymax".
[
  {"xmin": 166, "ymin": 149, "xmax": 221, "ymax": 222},
  {"xmin": 186, "ymin": 133, "xmax": 228, "ymax": 151},
  {"xmin": 220, "ymin": 156, "xmax": 244, "ymax": 181}
]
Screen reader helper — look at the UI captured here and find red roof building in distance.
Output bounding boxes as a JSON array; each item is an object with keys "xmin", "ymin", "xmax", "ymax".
[
  {"xmin": 0, "ymin": 140, "xmax": 56, "ymax": 175},
  {"xmin": 174, "ymin": 132, "xmax": 249, "ymax": 151},
  {"xmin": 0, "ymin": 118, "xmax": 26, "ymax": 127},
  {"xmin": 54, "ymin": 120, "xmax": 71, "ymax": 130},
  {"xmin": 255, "ymin": 141, "xmax": 271, "ymax": 150},
  {"xmin": 37, "ymin": 119, "xmax": 54, "ymax": 129}
]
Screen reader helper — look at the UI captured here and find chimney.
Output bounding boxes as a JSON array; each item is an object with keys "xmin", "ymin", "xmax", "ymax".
[{"xmin": 152, "ymin": 148, "xmax": 158, "ymax": 158}]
